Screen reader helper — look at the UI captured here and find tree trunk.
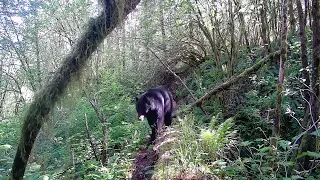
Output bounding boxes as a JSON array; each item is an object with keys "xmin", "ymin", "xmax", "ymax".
[
  {"xmin": 35, "ymin": 25, "xmax": 42, "ymax": 89},
  {"xmin": 121, "ymin": 24, "xmax": 126, "ymax": 71},
  {"xmin": 160, "ymin": 0, "xmax": 166, "ymax": 52},
  {"xmin": 296, "ymin": 0, "xmax": 310, "ymax": 101},
  {"xmin": 84, "ymin": 113, "xmax": 99, "ymax": 161},
  {"xmin": 291, "ymin": 0, "xmax": 312, "ymax": 172},
  {"xmin": 209, "ymin": 5, "xmax": 221, "ymax": 67},
  {"xmin": 260, "ymin": 1, "xmax": 270, "ymax": 56},
  {"xmin": 234, "ymin": 0, "xmax": 250, "ymax": 52},
  {"xmin": 298, "ymin": 0, "xmax": 320, "ymax": 171},
  {"xmin": 272, "ymin": 0, "xmax": 288, "ymax": 147},
  {"xmin": 229, "ymin": 0, "xmax": 237, "ymax": 76},
  {"xmin": 9, "ymin": 1, "xmax": 140, "ymax": 179},
  {"xmin": 101, "ymin": 124, "xmax": 108, "ymax": 165},
  {"xmin": 288, "ymin": 0, "xmax": 297, "ymax": 32}
]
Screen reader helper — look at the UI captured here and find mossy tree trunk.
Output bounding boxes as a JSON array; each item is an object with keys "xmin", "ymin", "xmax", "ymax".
[
  {"xmin": 272, "ymin": 0, "xmax": 287, "ymax": 147},
  {"xmin": 9, "ymin": 0, "xmax": 141, "ymax": 179}
]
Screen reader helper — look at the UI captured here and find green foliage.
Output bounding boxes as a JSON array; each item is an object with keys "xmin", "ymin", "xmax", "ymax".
[
  {"xmin": 154, "ymin": 114, "xmax": 236, "ymax": 179},
  {"xmin": 1, "ymin": 0, "xmax": 318, "ymax": 179},
  {"xmin": 49, "ymin": 72, "xmax": 151, "ymax": 179},
  {"xmin": 200, "ymin": 117, "xmax": 234, "ymax": 158},
  {"xmin": 0, "ymin": 119, "xmax": 20, "ymax": 177},
  {"xmin": 222, "ymin": 138, "xmax": 302, "ymax": 179}
]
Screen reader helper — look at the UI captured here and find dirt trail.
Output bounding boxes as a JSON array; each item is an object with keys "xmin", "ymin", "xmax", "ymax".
[
  {"xmin": 131, "ymin": 147, "xmax": 158, "ymax": 180},
  {"xmin": 131, "ymin": 127, "xmax": 177, "ymax": 180}
]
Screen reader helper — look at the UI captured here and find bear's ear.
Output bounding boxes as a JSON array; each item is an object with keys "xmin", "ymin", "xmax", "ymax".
[{"xmin": 135, "ymin": 97, "xmax": 139, "ymax": 102}]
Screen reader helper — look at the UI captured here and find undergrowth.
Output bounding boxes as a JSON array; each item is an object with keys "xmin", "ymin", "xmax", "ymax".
[
  {"xmin": 153, "ymin": 114, "xmax": 237, "ymax": 179},
  {"xmin": 153, "ymin": 114, "xmax": 319, "ymax": 179}
]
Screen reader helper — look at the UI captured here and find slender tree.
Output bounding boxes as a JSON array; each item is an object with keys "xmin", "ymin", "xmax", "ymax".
[
  {"xmin": 304, "ymin": 0, "xmax": 320, "ymax": 170},
  {"xmin": 296, "ymin": 0, "xmax": 320, "ymax": 171},
  {"xmin": 272, "ymin": 0, "xmax": 288, "ymax": 147},
  {"xmin": 260, "ymin": 0, "xmax": 270, "ymax": 56}
]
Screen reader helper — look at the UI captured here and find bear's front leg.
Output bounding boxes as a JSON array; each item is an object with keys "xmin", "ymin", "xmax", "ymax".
[{"xmin": 149, "ymin": 123, "xmax": 157, "ymax": 144}]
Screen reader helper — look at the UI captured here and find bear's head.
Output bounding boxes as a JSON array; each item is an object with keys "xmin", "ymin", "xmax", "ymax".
[{"xmin": 135, "ymin": 96, "xmax": 154, "ymax": 120}]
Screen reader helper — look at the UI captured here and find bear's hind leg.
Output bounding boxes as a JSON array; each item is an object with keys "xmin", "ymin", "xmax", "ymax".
[{"xmin": 164, "ymin": 113, "xmax": 172, "ymax": 126}]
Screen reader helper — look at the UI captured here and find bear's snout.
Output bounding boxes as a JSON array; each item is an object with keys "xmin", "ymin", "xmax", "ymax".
[{"xmin": 138, "ymin": 115, "xmax": 145, "ymax": 120}]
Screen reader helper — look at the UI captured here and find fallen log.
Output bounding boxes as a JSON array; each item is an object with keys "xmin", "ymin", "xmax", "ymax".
[{"xmin": 177, "ymin": 50, "xmax": 280, "ymax": 115}]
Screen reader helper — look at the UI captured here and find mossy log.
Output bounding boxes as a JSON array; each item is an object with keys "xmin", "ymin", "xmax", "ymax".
[
  {"xmin": 178, "ymin": 50, "xmax": 280, "ymax": 115},
  {"xmin": 9, "ymin": 1, "xmax": 140, "ymax": 179}
]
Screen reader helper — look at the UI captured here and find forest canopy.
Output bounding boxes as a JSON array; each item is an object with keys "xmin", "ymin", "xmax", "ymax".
[{"xmin": 0, "ymin": 0, "xmax": 319, "ymax": 179}]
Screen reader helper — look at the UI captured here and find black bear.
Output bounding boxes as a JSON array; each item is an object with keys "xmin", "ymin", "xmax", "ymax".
[{"xmin": 136, "ymin": 87, "xmax": 174, "ymax": 143}]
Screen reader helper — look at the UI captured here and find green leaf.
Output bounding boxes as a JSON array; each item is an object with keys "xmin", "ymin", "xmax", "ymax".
[
  {"xmin": 306, "ymin": 151, "xmax": 320, "ymax": 158},
  {"xmin": 0, "ymin": 144, "xmax": 11, "ymax": 150},
  {"xmin": 310, "ymin": 129, "xmax": 320, "ymax": 136},
  {"xmin": 296, "ymin": 151, "xmax": 320, "ymax": 159},
  {"xmin": 259, "ymin": 147, "xmax": 271, "ymax": 153},
  {"xmin": 291, "ymin": 175, "xmax": 304, "ymax": 180},
  {"xmin": 240, "ymin": 141, "xmax": 252, "ymax": 146},
  {"xmin": 296, "ymin": 152, "xmax": 308, "ymax": 159}
]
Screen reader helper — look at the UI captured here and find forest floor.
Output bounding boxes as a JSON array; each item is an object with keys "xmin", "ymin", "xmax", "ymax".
[{"xmin": 131, "ymin": 126, "xmax": 178, "ymax": 180}]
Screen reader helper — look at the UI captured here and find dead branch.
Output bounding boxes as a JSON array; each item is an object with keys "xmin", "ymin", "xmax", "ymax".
[{"xmin": 178, "ymin": 50, "xmax": 280, "ymax": 115}]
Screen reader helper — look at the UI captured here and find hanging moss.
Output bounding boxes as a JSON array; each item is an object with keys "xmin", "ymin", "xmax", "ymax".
[{"xmin": 10, "ymin": 1, "xmax": 141, "ymax": 179}]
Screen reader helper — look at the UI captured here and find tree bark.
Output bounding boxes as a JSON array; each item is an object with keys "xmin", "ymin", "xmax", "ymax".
[
  {"xmin": 288, "ymin": 0, "xmax": 296, "ymax": 32},
  {"xmin": 260, "ymin": 1, "xmax": 270, "ymax": 56},
  {"xmin": 296, "ymin": 0, "xmax": 310, "ymax": 101},
  {"xmin": 234, "ymin": 0, "xmax": 250, "ymax": 52},
  {"xmin": 298, "ymin": 0, "xmax": 320, "ymax": 170},
  {"xmin": 291, "ymin": 0, "xmax": 312, "ymax": 173},
  {"xmin": 272, "ymin": 0, "xmax": 288, "ymax": 147},
  {"xmin": 228, "ymin": 0, "xmax": 237, "ymax": 76},
  {"xmin": 159, "ymin": 0, "xmax": 166, "ymax": 52},
  {"xmin": 9, "ymin": 0, "xmax": 140, "ymax": 179}
]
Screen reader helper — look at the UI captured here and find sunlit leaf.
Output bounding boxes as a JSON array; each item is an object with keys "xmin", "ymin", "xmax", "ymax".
[
  {"xmin": 259, "ymin": 147, "xmax": 271, "ymax": 153},
  {"xmin": 0, "ymin": 144, "xmax": 11, "ymax": 150},
  {"xmin": 310, "ymin": 129, "xmax": 320, "ymax": 137},
  {"xmin": 240, "ymin": 141, "xmax": 252, "ymax": 146}
]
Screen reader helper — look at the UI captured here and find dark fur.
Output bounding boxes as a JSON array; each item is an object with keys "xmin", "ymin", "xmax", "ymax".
[{"xmin": 136, "ymin": 87, "xmax": 174, "ymax": 143}]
